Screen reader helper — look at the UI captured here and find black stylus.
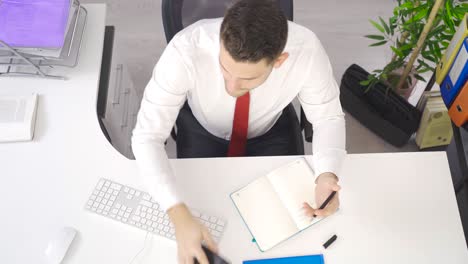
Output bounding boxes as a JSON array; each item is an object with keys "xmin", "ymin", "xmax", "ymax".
[{"xmin": 312, "ymin": 191, "xmax": 337, "ymax": 217}]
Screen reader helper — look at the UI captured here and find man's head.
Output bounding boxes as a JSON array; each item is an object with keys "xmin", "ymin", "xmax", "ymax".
[{"xmin": 220, "ymin": 0, "xmax": 289, "ymax": 97}]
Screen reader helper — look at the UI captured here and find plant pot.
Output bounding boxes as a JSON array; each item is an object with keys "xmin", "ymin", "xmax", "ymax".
[
  {"xmin": 386, "ymin": 66, "xmax": 418, "ymax": 100},
  {"xmin": 340, "ymin": 64, "xmax": 422, "ymax": 147}
]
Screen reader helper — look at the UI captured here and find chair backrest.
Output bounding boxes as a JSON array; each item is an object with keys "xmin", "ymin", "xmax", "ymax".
[{"xmin": 162, "ymin": 0, "xmax": 293, "ymax": 43}]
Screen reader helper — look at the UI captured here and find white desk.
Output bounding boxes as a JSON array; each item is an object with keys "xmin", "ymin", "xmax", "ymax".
[{"xmin": 0, "ymin": 4, "xmax": 467, "ymax": 264}]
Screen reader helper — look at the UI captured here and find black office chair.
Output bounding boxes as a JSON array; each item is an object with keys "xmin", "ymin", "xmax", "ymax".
[{"xmin": 161, "ymin": 0, "xmax": 312, "ymax": 156}]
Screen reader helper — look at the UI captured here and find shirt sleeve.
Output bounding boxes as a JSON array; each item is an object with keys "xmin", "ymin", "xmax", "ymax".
[
  {"xmin": 131, "ymin": 40, "xmax": 193, "ymax": 211},
  {"xmin": 298, "ymin": 35, "xmax": 347, "ymax": 178}
]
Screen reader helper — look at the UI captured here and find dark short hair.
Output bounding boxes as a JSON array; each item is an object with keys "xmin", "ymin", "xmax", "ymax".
[{"xmin": 220, "ymin": 0, "xmax": 288, "ymax": 64}]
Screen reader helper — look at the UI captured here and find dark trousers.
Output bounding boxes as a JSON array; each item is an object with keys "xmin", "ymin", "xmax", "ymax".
[{"xmin": 175, "ymin": 103, "xmax": 304, "ymax": 158}]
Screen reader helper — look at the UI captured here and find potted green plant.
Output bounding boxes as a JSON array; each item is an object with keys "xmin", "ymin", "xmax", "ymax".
[
  {"xmin": 362, "ymin": 0, "xmax": 467, "ymax": 98},
  {"xmin": 339, "ymin": 0, "xmax": 467, "ymax": 147}
]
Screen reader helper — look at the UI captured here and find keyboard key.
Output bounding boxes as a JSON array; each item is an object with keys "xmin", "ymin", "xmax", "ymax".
[
  {"xmin": 124, "ymin": 187, "xmax": 129, "ymax": 193},
  {"xmin": 210, "ymin": 224, "xmax": 216, "ymax": 229},
  {"xmin": 112, "ymin": 209, "xmax": 118, "ymax": 214},
  {"xmin": 141, "ymin": 219, "xmax": 147, "ymax": 224},
  {"xmin": 141, "ymin": 213, "xmax": 146, "ymax": 218},
  {"xmin": 163, "ymin": 220, "xmax": 169, "ymax": 226},
  {"xmin": 118, "ymin": 211, "xmax": 124, "ymax": 217},
  {"xmin": 126, "ymin": 194, "xmax": 133, "ymax": 200},
  {"xmin": 212, "ymin": 231, "xmax": 221, "ymax": 237},
  {"xmin": 87, "ymin": 200, "xmax": 93, "ymax": 206},
  {"xmin": 149, "ymin": 227, "xmax": 154, "ymax": 232},
  {"xmin": 105, "ymin": 194, "xmax": 110, "ymax": 199},
  {"xmin": 217, "ymin": 220, "xmax": 225, "ymax": 226},
  {"xmin": 129, "ymin": 189, "xmax": 135, "ymax": 195},
  {"xmin": 90, "ymin": 195, "xmax": 97, "ymax": 200},
  {"xmin": 135, "ymin": 191, "xmax": 141, "ymax": 197},
  {"xmin": 105, "ymin": 206, "xmax": 111, "ymax": 211},
  {"xmin": 97, "ymin": 209, "xmax": 102, "ymax": 214},
  {"xmin": 140, "ymin": 200, "xmax": 152, "ymax": 207},
  {"xmin": 201, "ymin": 215, "xmax": 209, "ymax": 221},
  {"xmin": 143, "ymin": 194, "xmax": 151, "ymax": 201},
  {"xmin": 98, "ymin": 204, "xmax": 104, "ymax": 210},
  {"xmin": 110, "ymin": 183, "xmax": 121, "ymax": 190},
  {"xmin": 102, "ymin": 187, "xmax": 108, "ymax": 192},
  {"xmin": 164, "ymin": 227, "xmax": 169, "ymax": 232},
  {"xmin": 148, "ymin": 209, "xmax": 153, "ymax": 214},
  {"xmin": 152, "ymin": 216, "xmax": 157, "ymax": 221},
  {"xmin": 96, "ymin": 179, "xmax": 104, "ymax": 190},
  {"xmin": 102, "ymin": 199, "xmax": 108, "ymax": 204},
  {"xmin": 209, "ymin": 216, "xmax": 218, "ymax": 223},
  {"xmin": 126, "ymin": 208, "xmax": 132, "ymax": 213},
  {"xmin": 153, "ymin": 204, "xmax": 159, "ymax": 209},
  {"xmin": 113, "ymin": 190, "xmax": 118, "ymax": 196},
  {"xmin": 122, "ymin": 218, "xmax": 128, "ymax": 222},
  {"xmin": 216, "ymin": 226, "xmax": 223, "ymax": 232},
  {"xmin": 117, "ymin": 216, "xmax": 122, "ymax": 221},
  {"xmin": 96, "ymin": 197, "xmax": 102, "ymax": 203},
  {"xmin": 121, "ymin": 205, "xmax": 127, "ymax": 211},
  {"xmin": 104, "ymin": 181, "xmax": 111, "ymax": 187},
  {"xmin": 124, "ymin": 213, "xmax": 130, "ymax": 218},
  {"xmin": 107, "ymin": 201, "xmax": 113, "ymax": 206},
  {"xmin": 115, "ymin": 204, "xmax": 121, "ymax": 209}
]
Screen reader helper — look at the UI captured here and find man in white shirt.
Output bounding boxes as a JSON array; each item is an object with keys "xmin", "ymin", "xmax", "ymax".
[{"xmin": 132, "ymin": 0, "xmax": 346, "ymax": 263}]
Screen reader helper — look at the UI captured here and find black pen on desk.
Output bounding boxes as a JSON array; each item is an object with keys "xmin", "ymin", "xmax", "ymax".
[{"xmin": 312, "ymin": 191, "xmax": 337, "ymax": 217}]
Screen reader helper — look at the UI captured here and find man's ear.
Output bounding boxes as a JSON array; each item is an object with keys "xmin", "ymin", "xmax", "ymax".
[{"xmin": 273, "ymin": 52, "xmax": 289, "ymax": 68}]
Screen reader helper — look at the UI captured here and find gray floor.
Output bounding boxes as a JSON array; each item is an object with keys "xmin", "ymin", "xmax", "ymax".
[{"xmin": 82, "ymin": 0, "xmax": 420, "ymax": 157}]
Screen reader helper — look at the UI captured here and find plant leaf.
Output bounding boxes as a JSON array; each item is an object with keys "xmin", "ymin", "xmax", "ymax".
[
  {"xmin": 364, "ymin": 35, "xmax": 385, "ymax": 40},
  {"xmin": 370, "ymin": 40, "xmax": 388, "ymax": 47},
  {"xmin": 370, "ymin": 19, "xmax": 385, "ymax": 34},
  {"xmin": 391, "ymin": 46, "xmax": 404, "ymax": 57},
  {"xmin": 379, "ymin": 16, "xmax": 390, "ymax": 34},
  {"xmin": 360, "ymin": 80, "xmax": 371, "ymax": 86},
  {"xmin": 414, "ymin": 74, "xmax": 426, "ymax": 82}
]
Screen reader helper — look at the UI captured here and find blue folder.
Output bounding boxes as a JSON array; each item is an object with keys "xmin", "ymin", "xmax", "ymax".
[
  {"xmin": 243, "ymin": 254, "xmax": 324, "ymax": 264},
  {"xmin": 440, "ymin": 37, "xmax": 468, "ymax": 107}
]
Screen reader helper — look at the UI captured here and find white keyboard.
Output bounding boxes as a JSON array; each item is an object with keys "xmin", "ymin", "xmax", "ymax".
[{"xmin": 84, "ymin": 178, "xmax": 226, "ymax": 241}]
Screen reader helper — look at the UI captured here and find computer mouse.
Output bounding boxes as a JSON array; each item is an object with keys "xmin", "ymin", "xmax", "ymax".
[{"xmin": 44, "ymin": 226, "xmax": 77, "ymax": 264}]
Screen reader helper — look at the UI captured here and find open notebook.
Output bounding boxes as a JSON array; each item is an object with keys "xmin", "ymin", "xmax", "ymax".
[{"xmin": 231, "ymin": 158, "xmax": 324, "ymax": 252}]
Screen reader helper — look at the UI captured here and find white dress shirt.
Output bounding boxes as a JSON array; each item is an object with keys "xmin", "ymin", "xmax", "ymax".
[{"xmin": 132, "ymin": 18, "xmax": 346, "ymax": 211}]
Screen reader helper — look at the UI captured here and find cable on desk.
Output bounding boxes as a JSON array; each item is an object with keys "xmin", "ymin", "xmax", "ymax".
[{"xmin": 129, "ymin": 232, "xmax": 153, "ymax": 264}]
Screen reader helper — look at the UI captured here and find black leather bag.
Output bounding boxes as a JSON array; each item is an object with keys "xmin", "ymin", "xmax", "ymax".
[{"xmin": 340, "ymin": 64, "xmax": 422, "ymax": 147}]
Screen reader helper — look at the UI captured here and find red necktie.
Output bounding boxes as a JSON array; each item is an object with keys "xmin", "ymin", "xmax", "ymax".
[{"xmin": 227, "ymin": 92, "xmax": 250, "ymax": 157}]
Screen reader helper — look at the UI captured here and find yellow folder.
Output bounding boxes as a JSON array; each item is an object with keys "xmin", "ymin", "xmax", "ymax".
[{"xmin": 436, "ymin": 13, "xmax": 468, "ymax": 84}]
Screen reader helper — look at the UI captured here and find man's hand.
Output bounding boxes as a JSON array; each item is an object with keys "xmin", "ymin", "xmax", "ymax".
[
  {"xmin": 302, "ymin": 172, "xmax": 341, "ymax": 218},
  {"xmin": 168, "ymin": 203, "xmax": 218, "ymax": 264}
]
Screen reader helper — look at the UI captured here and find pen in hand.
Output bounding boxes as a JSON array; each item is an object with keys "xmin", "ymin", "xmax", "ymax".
[{"xmin": 312, "ymin": 191, "xmax": 337, "ymax": 218}]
